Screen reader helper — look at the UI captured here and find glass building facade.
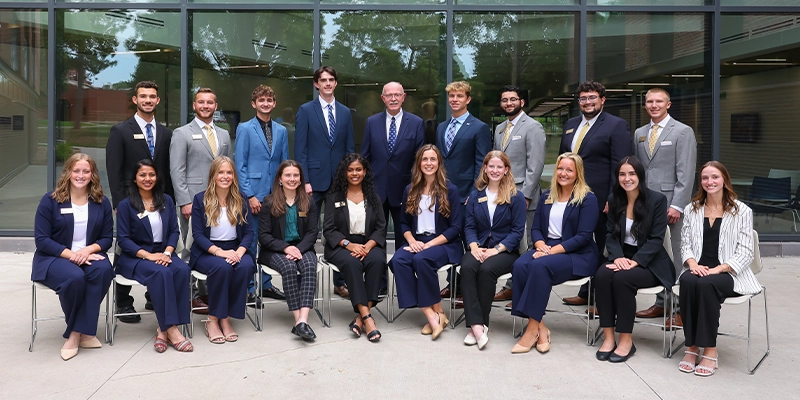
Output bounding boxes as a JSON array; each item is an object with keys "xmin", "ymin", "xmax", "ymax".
[{"xmin": 0, "ymin": 1, "xmax": 798, "ymax": 241}]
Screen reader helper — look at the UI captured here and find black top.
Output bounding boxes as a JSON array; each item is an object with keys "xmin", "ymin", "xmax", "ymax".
[{"xmin": 698, "ymin": 217, "xmax": 721, "ymax": 267}]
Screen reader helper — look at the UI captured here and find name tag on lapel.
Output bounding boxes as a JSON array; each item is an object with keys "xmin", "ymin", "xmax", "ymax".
[
  {"xmin": 512, "ymin": 135, "xmax": 522, "ymax": 140},
  {"xmin": 298, "ymin": 212, "xmax": 308, "ymax": 217},
  {"xmin": 192, "ymin": 134, "xmax": 203, "ymax": 140},
  {"xmin": 478, "ymin": 196, "xmax": 488, "ymax": 203},
  {"xmin": 60, "ymin": 208, "xmax": 74, "ymax": 214},
  {"xmin": 133, "ymin": 134, "xmax": 145, "ymax": 140},
  {"xmin": 137, "ymin": 212, "xmax": 146, "ymax": 219},
  {"xmin": 661, "ymin": 141, "xmax": 673, "ymax": 146},
  {"xmin": 638, "ymin": 136, "xmax": 646, "ymax": 142},
  {"xmin": 335, "ymin": 201, "xmax": 346, "ymax": 208},
  {"xmin": 544, "ymin": 198, "xmax": 554, "ymax": 205},
  {"xmin": 565, "ymin": 128, "xmax": 575, "ymax": 135}
]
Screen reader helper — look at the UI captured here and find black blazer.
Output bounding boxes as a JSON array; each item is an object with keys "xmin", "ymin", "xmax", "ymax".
[
  {"xmin": 106, "ymin": 116, "xmax": 173, "ymax": 208},
  {"xmin": 257, "ymin": 195, "xmax": 319, "ymax": 265},
  {"xmin": 322, "ymin": 191, "xmax": 387, "ymax": 260},
  {"xmin": 605, "ymin": 190, "xmax": 674, "ymax": 288}
]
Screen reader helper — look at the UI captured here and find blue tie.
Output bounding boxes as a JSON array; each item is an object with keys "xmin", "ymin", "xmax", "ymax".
[
  {"xmin": 145, "ymin": 123, "xmax": 155, "ymax": 158},
  {"xmin": 327, "ymin": 104, "xmax": 336, "ymax": 144},
  {"xmin": 388, "ymin": 116, "xmax": 397, "ymax": 153},
  {"xmin": 445, "ymin": 119, "xmax": 458, "ymax": 153}
]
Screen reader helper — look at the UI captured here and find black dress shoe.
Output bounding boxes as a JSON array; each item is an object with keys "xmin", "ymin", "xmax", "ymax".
[
  {"xmin": 596, "ymin": 345, "xmax": 616, "ymax": 361},
  {"xmin": 608, "ymin": 344, "xmax": 636, "ymax": 363},
  {"xmin": 262, "ymin": 287, "xmax": 286, "ymax": 300},
  {"xmin": 246, "ymin": 293, "xmax": 264, "ymax": 309},
  {"xmin": 116, "ymin": 305, "xmax": 141, "ymax": 323},
  {"xmin": 144, "ymin": 300, "xmax": 154, "ymax": 311},
  {"xmin": 293, "ymin": 322, "xmax": 316, "ymax": 341}
]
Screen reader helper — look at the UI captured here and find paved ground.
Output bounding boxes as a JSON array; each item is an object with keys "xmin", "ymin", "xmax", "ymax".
[{"xmin": 3, "ymin": 250, "xmax": 796, "ymax": 399}]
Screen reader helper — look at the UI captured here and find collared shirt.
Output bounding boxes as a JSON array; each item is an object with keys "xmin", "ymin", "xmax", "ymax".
[
  {"xmin": 256, "ymin": 116, "xmax": 273, "ymax": 149},
  {"xmin": 319, "ymin": 96, "xmax": 336, "ymax": 134},
  {"xmin": 448, "ymin": 111, "xmax": 471, "ymax": 139},
  {"xmin": 385, "ymin": 109, "xmax": 404, "ymax": 141},
  {"xmin": 505, "ymin": 112, "xmax": 524, "ymax": 135},
  {"xmin": 194, "ymin": 117, "xmax": 216, "ymax": 142},
  {"xmin": 134, "ymin": 113, "xmax": 157, "ymax": 144},
  {"xmin": 570, "ymin": 111, "xmax": 601, "ymax": 151}
]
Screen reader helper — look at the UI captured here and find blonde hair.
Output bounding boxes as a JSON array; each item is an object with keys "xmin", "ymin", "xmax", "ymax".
[
  {"xmin": 645, "ymin": 87, "xmax": 671, "ymax": 101},
  {"xmin": 445, "ymin": 81, "xmax": 472, "ymax": 97},
  {"xmin": 546, "ymin": 152, "xmax": 591, "ymax": 205},
  {"xmin": 474, "ymin": 150, "xmax": 516, "ymax": 205},
  {"xmin": 406, "ymin": 144, "xmax": 451, "ymax": 218},
  {"xmin": 52, "ymin": 153, "xmax": 104, "ymax": 203},
  {"xmin": 203, "ymin": 156, "xmax": 247, "ymax": 226}
]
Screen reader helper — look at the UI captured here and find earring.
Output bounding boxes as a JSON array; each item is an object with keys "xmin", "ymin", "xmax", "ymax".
[{"xmin": 279, "ymin": 182, "xmax": 283, "ymax": 186}]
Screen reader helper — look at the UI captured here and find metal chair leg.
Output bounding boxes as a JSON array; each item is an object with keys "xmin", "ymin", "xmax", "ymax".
[{"xmin": 29, "ymin": 283, "xmax": 37, "ymax": 352}]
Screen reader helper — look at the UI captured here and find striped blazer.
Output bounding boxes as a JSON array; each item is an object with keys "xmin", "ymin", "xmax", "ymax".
[{"xmin": 680, "ymin": 200, "xmax": 761, "ymax": 295}]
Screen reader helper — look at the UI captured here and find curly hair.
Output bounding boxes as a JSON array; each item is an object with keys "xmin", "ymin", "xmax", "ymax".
[
  {"xmin": 269, "ymin": 160, "xmax": 311, "ymax": 217},
  {"xmin": 329, "ymin": 153, "xmax": 379, "ymax": 206},
  {"xmin": 576, "ymin": 80, "xmax": 606, "ymax": 98},
  {"xmin": 203, "ymin": 156, "xmax": 247, "ymax": 226},
  {"xmin": 691, "ymin": 160, "xmax": 739, "ymax": 215},
  {"xmin": 474, "ymin": 150, "xmax": 517, "ymax": 204},
  {"xmin": 405, "ymin": 144, "xmax": 451, "ymax": 218},
  {"xmin": 52, "ymin": 153, "xmax": 105, "ymax": 203},
  {"xmin": 545, "ymin": 152, "xmax": 592, "ymax": 206}
]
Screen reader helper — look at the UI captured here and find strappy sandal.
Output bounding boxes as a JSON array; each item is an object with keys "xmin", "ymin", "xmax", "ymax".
[
  {"xmin": 202, "ymin": 319, "xmax": 225, "ymax": 344},
  {"xmin": 694, "ymin": 355, "xmax": 718, "ymax": 377},
  {"xmin": 349, "ymin": 315, "xmax": 363, "ymax": 338},
  {"xmin": 224, "ymin": 333, "xmax": 239, "ymax": 342},
  {"xmin": 154, "ymin": 330, "xmax": 168, "ymax": 353},
  {"xmin": 679, "ymin": 350, "xmax": 700, "ymax": 373},
  {"xmin": 362, "ymin": 314, "xmax": 381, "ymax": 342},
  {"xmin": 168, "ymin": 337, "xmax": 194, "ymax": 352}
]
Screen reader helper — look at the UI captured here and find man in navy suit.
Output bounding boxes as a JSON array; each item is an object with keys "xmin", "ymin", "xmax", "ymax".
[
  {"xmin": 106, "ymin": 80, "xmax": 173, "ymax": 322},
  {"xmin": 435, "ymin": 81, "xmax": 491, "ymax": 296},
  {"xmin": 362, "ymin": 81, "xmax": 425, "ymax": 251},
  {"xmin": 559, "ymin": 80, "xmax": 633, "ymax": 305},
  {"xmin": 294, "ymin": 66, "xmax": 355, "ymax": 296}
]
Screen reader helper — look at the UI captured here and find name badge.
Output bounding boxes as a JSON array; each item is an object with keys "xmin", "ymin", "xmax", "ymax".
[
  {"xmin": 192, "ymin": 134, "xmax": 203, "ymax": 140},
  {"xmin": 638, "ymin": 136, "xmax": 646, "ymax": 142},
  {"xmin": 298, "ymin": 212, "xmax": 307, "ymax": 217},
  {"xmin": 133, "ymin": 134, "xmax": 145, "ymax": 140},
  {"xmin": 544, "ymin": 198, "xmax": 554, "ymax": 205},
  {"xmin": 60, "ymin": 208, "xmax": 74, "ymax": 214},
  {"xmin": 137, "ymin": 212, "xmax": 147, "ymax": 219},
  {"xmin": 335, "ymin": 201, "xmax": 346, "ymax": 208},
  {"xmin": 478, "ymin": 196, "xmax": 488, "ymax": 203},
  {"xmin": 512, "ymin": 135, "xmax": 521, "ymax": 140},
  {"xmin": 661, "ymin": 141, "xmax": 673, "ymax": 146},
  {"xmin": 565, "ymin": 128, "xmax": 575, "ymax": 135}
]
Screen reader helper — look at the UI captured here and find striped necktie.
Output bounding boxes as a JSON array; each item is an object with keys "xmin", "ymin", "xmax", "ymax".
[
  {"xmin": 327, "ymin": 104, "xmax": 336, "ymax": 144},
  {"xmin": 648, "ymin": 124, "xmax": 660, "ymax": 156}
]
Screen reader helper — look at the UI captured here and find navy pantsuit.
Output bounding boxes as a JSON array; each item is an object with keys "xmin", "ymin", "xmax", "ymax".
[
  {"xmin": 33, "ymin": 193, "xmax": 115, "ymax": 338},
  {"xmin": 512, "ymin": 191, "xmax": 600, "ymax": 321},
  {"xmin": 190, "ymin": 191, "xmax": 257, "ymax": 319},
  {"xmin": 116, "ymin": 195, "xmax": 190, "ymax": 331}
]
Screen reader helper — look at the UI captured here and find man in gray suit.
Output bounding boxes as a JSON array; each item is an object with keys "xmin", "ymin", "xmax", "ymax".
[
  {"xmin": 633, "ymin": 88, "xmax": 697, "ymax": 326},
  {"xmin": 170, "ymin": 88, "xmax": 231, "ymax": 312},
  {"xmin": 491, "ymin": 85, "xmax": 546, "ymax": 307}
]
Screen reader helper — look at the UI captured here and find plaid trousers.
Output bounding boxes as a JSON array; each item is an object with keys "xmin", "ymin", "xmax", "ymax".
[{"xmin": 269, "ymin": 252, "xmax": 317, "ymax": 311}]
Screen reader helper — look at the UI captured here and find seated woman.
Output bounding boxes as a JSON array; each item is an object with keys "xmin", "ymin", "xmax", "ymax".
[
  {"xmin": 33, "ymin": 153, "xmax": 114, "ymax": 361},
  {"xmin": 594, "ymin": 156, "xmax": 674, "ymax": 363},
  {"xmin": 116, "ymin": 159, "xmax": 192, "ymax": 353},
  {"xmin": 323, "ymin": 153, "xmax": 387, "ymax": 342},
  {"xmin": 389, "ymin": 144, "xmax": 463, "ymax": 341},
  {"xmin": 258, "ymin": 160, "xmax": 319, "ymax": 341},
  {"xmin": 678, "ymin": 161, "xmax": 759, "ymax": 377},
  {"xmin": 460, "ymin": 151, "xmax": 526, "ymax": 350},
  {"xmin": 190, "ymin": 156, "xmax": 257, "ymax": 344},
  {"xmin": 511, "ymin": 152, "xmax": 599, "ymax": 354}
]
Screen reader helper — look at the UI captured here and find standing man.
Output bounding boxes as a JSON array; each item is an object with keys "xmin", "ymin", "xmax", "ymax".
[
  {"xmin": 491, "ymin": 85, "xmax": 547, "ymax": 308},
  {"xmin": 559, "ymin": 80, "xmax": 632, "ymax": 306},
  {"xmin": 235, "ymin": 85, "xmax": 289, "ymax": 302},
  {"xmin": 170, "ymin": 88, "xmax": 231, "ymax": 313},
  {"xmin": 361, "ymin": 81, "xmax": 425, "ymax": 251},
  {"xmin": 295, "ymin": 66, "xmax": 355, "ymax": 298},
  {"xmin": 435, "ymin": 81, "xmax": 492, "ymax": 298},
  {"xmin": 633, "ymin": 88, "xmax": 697, "ymax": 327},
  {"xmin": 106, "ymin": 80, "xmax": 173, "ymax": 322}
]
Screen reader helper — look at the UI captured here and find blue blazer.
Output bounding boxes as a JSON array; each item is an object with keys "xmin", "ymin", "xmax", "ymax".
[
  {"xmin": 294, "ymin": 99, "xmax": 355, "ymax": 193},
  {"xmin": 115, "ymin": 195, "xmax": 181, "ymax": 277},
  {"xmin": 32, "ymin": 193, "xmax": 113, "ymax": 281},
  {"xmin": 435, "ymin": 113, "xmax": 492, "ymax": 203},
  {"xmin": 189, "ymin": 191, "xmax": 255, "ymax": 269},
  {"xmin": 559, "ymin": 112, "xmax": 632, "ymax": 210},
  {"xmin": 464, "ymin": 189, "xmax": 527, "ymax": 254},
  {"xmin": 361, "ymin": 110, "xmax": 425, "ymax": 207},
  {"xmin": 399, "ymin": 182, "xmax": 464, "ymax": 264},
  {"xmin": 530, "ymin": 190, "xmax": 600, "ymax": 277},
  {"xmin": 234, "ymin": 117, "xmax": 289, "ymax": 202}
]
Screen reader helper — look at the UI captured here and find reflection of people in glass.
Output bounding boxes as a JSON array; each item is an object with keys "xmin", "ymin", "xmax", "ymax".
[
  {"xmin": 33, "ymin": 153, "xmax": 114, "ymax": 361},
  {"xmin": 323, "ymin": 154, "xmax": 387, "ymax": 342},
  {"xmin": 190, "ymin": 156, "xmax": 257, "ymax": 344},
  {"xmin": 421, "ymin": 99, "xmax": 438, "ymax": 145},
  {"xmin": 678, "ymin": 161, "xmax": 759, "ymax": 377},
  {"xmin": 511, "ymin": 152, "xmax": 599, "ymax": 354}
]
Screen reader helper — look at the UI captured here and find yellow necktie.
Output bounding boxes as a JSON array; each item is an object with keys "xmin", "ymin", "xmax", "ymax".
[
  {"xmin": 501, "ymin": 121, "xmax": 514, "ymax": 149},
  {"xmin": 648, "ymin": 124, "xmax": 660, "ymax": 155},
  {"xmin": 205, "ymin": 125, "xmax": 218, "ymax": 156},
  {"xmin": 574, "ymin": 122, "xmax": 590, "ymax": 153}
]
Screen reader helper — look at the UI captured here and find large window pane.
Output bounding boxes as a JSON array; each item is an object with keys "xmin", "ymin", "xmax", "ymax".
[
  {"xmin": 720, "ymin": 13, "xmax": 800, "ymax": 236},
  {"xmin": 0, "ymin": 10, "xmax": 47, "ymax": 231},
  {"xmin": 589, "ymin": 0, "xmax": 708, "ymax": 5},
  {"xmin": 323, "ymin": 0, "xmax": 442, "ymax": 4},
  {"xmin": 457, "ymin": 0, "xmax": 575, "ymax": 5},
  {"xmin": 721, "ymin": 0, "xmax": 800, "ymax": 5}
]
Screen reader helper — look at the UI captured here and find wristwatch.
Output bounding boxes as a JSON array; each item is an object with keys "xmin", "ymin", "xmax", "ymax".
[
  {"xmin": 494, "ymin": 244, "xmax": 504, "ymax": 252},
  {"xmin": 342, "ymin": 239, "xmax": 350, "ymax": 247},
  {"xmin": 164, "ymin": 251, "xmax": 172, "ymax": 257}
]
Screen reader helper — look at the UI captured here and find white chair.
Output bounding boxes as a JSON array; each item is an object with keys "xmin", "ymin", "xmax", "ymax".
[
  {"xmin": 449, "ymin": 269, "xmax": 514, "ymax": 333},
  {"xmin": 257, "ymin": 262, "xmax": 325, "ymax": 328},
  {"xmin": 185, "ymin": 270, "xmax": 261, "ymax": 338},
  {"xmin": 317, "ymin": 256, "xmax": 390, "ymax": 327},
  {"xmin": 539, "ymin": 276, "xmax": 597, "ymax": 345},
  {"xmin": 107, "ymin": 275, "xmax": 156, "ymax": 345},
  {"xmin": 388, "ymin": 263, "xmax": 457, "ymax": 327},
  {"xmin": 29, "ymin": 282, "xmax": 109, "ymax": 351}
]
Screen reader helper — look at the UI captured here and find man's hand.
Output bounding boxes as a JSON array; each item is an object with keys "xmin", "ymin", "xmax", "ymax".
[
  {"xmin": 181, "ymin": 204, "xmax": 192, "ymax": 219},
  {"xmin": 304, "ymin": 183, "xmax": 313, "ymax": 195},
  {"xmin": 248, "ymin": 197, "xmax": 261, "ymax": 215},
  {"xmin": 667, "ymin": 208, "xmax": 681, "ymax": 224}
]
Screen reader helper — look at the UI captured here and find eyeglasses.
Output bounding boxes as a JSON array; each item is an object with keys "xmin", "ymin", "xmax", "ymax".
[
  {"xmin": 578, "ymin": 95, "xmax": 599, "ymax": 103},
  {"xmin": 382, "ymin": 93, "xmax": 404, "ymax": 99},
  {"xmin": 500, "ymin": 97, "xmax": 520, "ymax": 104}
]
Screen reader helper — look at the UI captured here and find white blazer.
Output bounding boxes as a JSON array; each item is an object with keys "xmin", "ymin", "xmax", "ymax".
[{"xmin": 680, "ymin": 200, "xmax": 761, "ymax": 295}]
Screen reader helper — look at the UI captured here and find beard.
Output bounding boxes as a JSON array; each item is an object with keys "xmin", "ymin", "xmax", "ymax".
[
  {"xmin": 504, "ymin": 104, "xmax": 523, "ymax": 118},
  {"xmin": 581, "ymin": 107, "xmax": 601, "ymax": 120}
]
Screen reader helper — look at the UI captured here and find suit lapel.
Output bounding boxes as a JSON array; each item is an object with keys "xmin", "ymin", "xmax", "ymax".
[
  {"xmin": 191, "ymin": 122, "xmax": 215, "ymax": 158},
  {"xmin": 578, "ymin": 113, "xmax": 605, "ymax": 156},
  {"xmin": 365, "ymin": 201, "xmax": 372, "ymax": 235},
  {"xmin": 719, "ymin": 210, "xmax": 733, "ymax": 255},
  {"xmin": 154, "ymin": 124, "xmax": 169, "ymax": 161},
  {"xmin": 60, "ymin": 201, "xmax": 76, "ymax": 245},
  {"xmin": 478, "ymin": 189, "xmax": 490, "ymax": 223},
  {"xmin": 492, "ymin": 201, "xmax": 509, "ymax": 229},
  {"xmin": 86, "ymin": 200, "xmax": 97, "ymax": 243},
  {"xmin": 261, "ymin": 120, "xmax": 273, "ymax": 156},
  {"xmin": 128, "ymin": 118, "xmax": 151, "ymax": 157},
  {"xmin": 335, "ymin": 101, "xmax": 349, "ymax": 145},
  {"xmin": 562, "ymin": 197, "xmax": 575, "ymax": 227},
  {"xmin": 650, "ymin": 121, "xmax": 672, "ymax": 159},
  {"xmin": 141, "ymin": 209, "xmax": 154, "ymax": 240},
  {"xmin": 313, "ymin": 101, "xmax": 331, "ymax": 147},
  {"xmin": 278, "ymin": 213, "xmax": 287, "ymax": 240},
  {"xmin": 449, "ymin": 115, "xmax": 472, "ymax": 155},
  {"xmin": 380, "ymin": 111, "xmax": 392, "ymax": 154},
  {"xmin": 160, "ymin": 207, "xmax": 170, "ymax": 243}
]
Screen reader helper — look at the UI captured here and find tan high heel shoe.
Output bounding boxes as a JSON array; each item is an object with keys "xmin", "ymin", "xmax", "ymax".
[
  {"xmin": 511, "ymin": 333, "xmax": 539, "ymax": 354},
  {"xmin": 536, "ymin": 329, "xmax": 551, "ymax": 353}
]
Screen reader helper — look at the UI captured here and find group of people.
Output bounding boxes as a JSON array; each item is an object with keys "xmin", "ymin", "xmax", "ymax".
[{"xmin": 31, "ymin": 68, "xmax": 760, "ymax": 377}]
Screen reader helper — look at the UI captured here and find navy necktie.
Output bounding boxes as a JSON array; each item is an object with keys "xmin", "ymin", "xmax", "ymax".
[
  {"xmin": 388, "ymin": 116, "xmax": 397, "ymax": 152},
  {"xmin": 145, "ymin": 123, "xmax": 155, "ymax": 158},
  {"xmin": 327, "ymin": 104, "xmax": 336, "ymax": 144},
  {"xmin": 445, "ymin": 119, "xmax": 458, "ymax": 153}
]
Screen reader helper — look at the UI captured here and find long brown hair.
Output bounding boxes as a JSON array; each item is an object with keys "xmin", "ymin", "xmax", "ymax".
[
  {"xmin": 405, "ymin": 144, "xmax": 451, "ymax": 218},
  {"xmin": 691, "ymin": 160, "xmax": 739, "ymax": 214},
  {"xmin": 269, "ymin": 160, "xmax": 311, "ymax": 217},
  {"xmin": 545, "ymin": 152, "xmax": 592, "ymax": 206},
  {"xmin": 203, "ymin": 156, "xmax": 247, "ymax": 226},
  {"xmin": 52, "ymin": 153, "xmax": 105, "ymax": 203},
  {"xmin": 474, "ymin": 150, "xmax": 516, "ymax": 205}
]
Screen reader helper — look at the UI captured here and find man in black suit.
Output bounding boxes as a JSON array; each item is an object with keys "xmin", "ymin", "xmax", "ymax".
[
  {"xmin": 559, "ymin": 80, "xmax": 632, "ymax": 305},
  {"xmin": 106, "ymin": 80, "xmax": 173, "ymax": 322}
]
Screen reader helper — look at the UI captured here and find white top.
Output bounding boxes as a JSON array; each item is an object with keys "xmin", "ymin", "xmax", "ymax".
[
  {"xmin": 70, "ymin": 202, "xmax": 89, "ymax": 251},
  {"xmin": 347, "ymin": 199, "xmax": 366, "ymax": 235},
  {"xmin": 385, "ymin": 109, "xmax": 404, "ymax": 141},
  {"xmin": 145, "ymin": 210, "xmax": 163, "ymax": 243},
  {"xmin": 319, "ymin": 96, "xmax": 336, "ymax": 133},
  {"xmin": 547, "ymin": 201, "xmax": 568, "ymax": 239},
  {"xmin": 571, "ymin": 112, "xmax": 601, "ymax": 151},
  {"xmin": 134, "ymin": 113, "xmax": 157, "ymax": 144},
  {"xmin": 210, "ymin": 207, "xmax": 238, "ymax": 241},
  {"xmin": 416, "ymin": 195, "xmax": 436, "ymax": 234},
  {"xmin": 486, "ymin": 189, "xmax": 498, "ymax": 225},
  {"xmin": 624, "ymin": 218, "xmax": 638, "ymax": 246}
]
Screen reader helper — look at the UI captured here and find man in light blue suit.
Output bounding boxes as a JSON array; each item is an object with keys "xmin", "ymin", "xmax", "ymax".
[{"xmin": 235, "ymin": 85, "xmax": 289, "ymax": 301}]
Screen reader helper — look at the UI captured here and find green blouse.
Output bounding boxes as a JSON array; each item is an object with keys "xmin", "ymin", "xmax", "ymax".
[{"xmin": 284, "ymin": 203, "xmax": 300, "ymax": 243}]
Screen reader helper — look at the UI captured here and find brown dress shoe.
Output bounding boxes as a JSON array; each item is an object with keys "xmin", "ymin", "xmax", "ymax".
[
  {"xmin": 562, "ymin": 296, "xmax": 588, "ymax": 306},
  {"xmin": 494, "ymin": 287, "xmax": 512, "ymax": 301},
  {"xmin": 334, "ymin": 285, "xmax": 350, "ymax": 299},
  {"xmin": 453, "ymin": 296, "xmax": 464, "ymax": 309},
  {"xmin": 191, "ymin": 297, "xmax": 209, "ymax": 315},
  {"xmin": 440, "ymin": 288, "xmax": 451, "ymax": 298},
  {"xmin": 664, "ymin": 314, "xmax": 683, "ymax": 330},
  {"xmin": 636, "ymin": 305, "xmax": 665, "ymax": 318},
  {"xmin": 504, "ymin": 302, "xmax": 512, "ymax": 311}
]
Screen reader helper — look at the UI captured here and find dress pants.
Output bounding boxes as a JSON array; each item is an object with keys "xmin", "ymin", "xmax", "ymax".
[
  {"xmin": 577, "ymin": 211, "xmax": 606, "ymax": 300},
  {"xmin": 444, "ymin": 203, "xmax": 467, "ymax": 290},
  {"xmin": 269, "ymin": 251, "xmax": 318, "ymax": 311},
  {"xmin": 594, "ymin": 262, "xmax": 660, "ymax": 333},
  {"xmin": 246, "ymin": 214, "xmax": 274, "ymax": 294},
  {"xmin": 679, "ymin": 272, "xmax": 738, "ymax": 348},
  {"xmin": 40, "ymin": 258, "xmax": 114, "ymax": 338},
  {"xmin": 389, "ymin": 235, "xmax": 450, "ymax": 309},
  {"xmin": 194, "ymin": 240, "xmax": 256, "ymax": 319},
  {"xmin": 328, "ymin": 235, "xmax": 386, "ymax": 312},
  {"xmin": 384, "ymin": 200, "xmax": 404, "ymax": 251},
  {"xmin": 460, "ymin": 251, "xmax": 518, "ymax": 327},
  {"xmin": 512, "ymin": 250, "xmax": 579, "ymax": 322},
  {"xmin": 654, "ymin": 217, "xmax": 684, "ymax": 309},
  {"xmin": 314, "ymin": 190, "xmax": 346, "ymax": 288},
  {"xmin": 126, "ymin": 255, "xmax": 191, "ymax": 331}
]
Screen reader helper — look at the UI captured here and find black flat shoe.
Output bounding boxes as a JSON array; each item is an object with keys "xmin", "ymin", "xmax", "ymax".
[
  {"xmin": 294, "ymin": 322, "xmax": 316, "ymax": 341},
  {"xmin": 117, "ymin": 306, "xmax": 142, "ymax": 323},
  {"xmin": 596, "ymin": 345, "xmax": 616, "ymax": 361},
  {"xmin": 608, "ymin": 344, "xmax": 636, "ymax": 363}
]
